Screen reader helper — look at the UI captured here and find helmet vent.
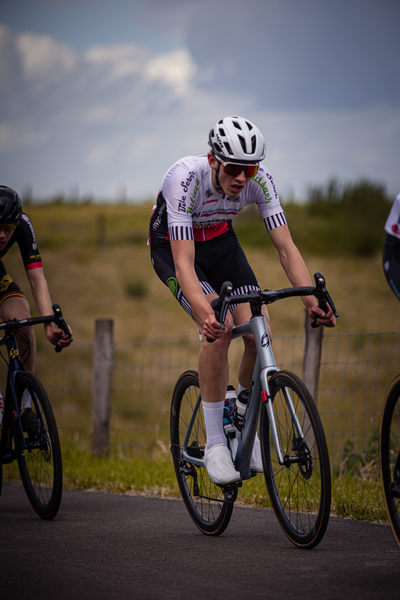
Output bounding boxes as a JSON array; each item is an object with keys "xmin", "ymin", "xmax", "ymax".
[
  {"xmin": 224, "ymin": 142, "xmax": 233, "ymax": 155},
  {"xmin": 238, "ymin": 135, "xmax": 247, "ymax": 153}
]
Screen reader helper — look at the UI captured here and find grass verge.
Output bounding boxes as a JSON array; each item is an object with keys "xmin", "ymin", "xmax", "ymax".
[{"xmin": 3, "ymin": 444, "xmax": 388, "ymax": 523}]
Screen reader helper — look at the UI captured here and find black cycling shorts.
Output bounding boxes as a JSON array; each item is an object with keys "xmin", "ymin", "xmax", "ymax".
[
  {"xmin": 150, "ymin": 223, "xmax": 260, "ymax": 317},
  {"xmin": 383, "ymin": 234, "xmax": 400, "ymax": 302},
  {"xmin": 0, "ymin": 260, "xmax": 26, "ymax": 306}
]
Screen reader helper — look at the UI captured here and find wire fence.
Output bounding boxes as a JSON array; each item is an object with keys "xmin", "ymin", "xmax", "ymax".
[{"xmin": 3, "ymin": 331, "xmax": 399, "ymax": 467}]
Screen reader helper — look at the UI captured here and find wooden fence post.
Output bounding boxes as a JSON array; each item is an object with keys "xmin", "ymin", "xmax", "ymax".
[
  {"xmin": 303, "ymin": 311, "xmax": 323, "ymax": 453},
  {"xmin": 303, "ymin": 310, "xmax": 324, "ymax": 405},
  {"xmin": 92, "ymin": 319, "xmax": 115, "ymax": 455}
]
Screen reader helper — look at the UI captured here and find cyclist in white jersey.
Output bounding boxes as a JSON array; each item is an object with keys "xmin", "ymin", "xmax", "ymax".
[
  {"xmin": 150, "ymin": 116, "xmax": 336, "ymax": 485},
  {"xmin": 383, "ymin": 192, "xmax": 400, "ymax": 301}
]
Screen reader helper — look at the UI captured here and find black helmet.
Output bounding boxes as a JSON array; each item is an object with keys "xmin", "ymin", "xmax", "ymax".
[{"xmin": 0, "ymin": 186, "xmax": 22, "ymax": 225}]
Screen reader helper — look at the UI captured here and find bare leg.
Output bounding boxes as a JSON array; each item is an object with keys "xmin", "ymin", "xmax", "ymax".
[
  {"xmin": 0, "ymin": 296, "xmax": 35, "ymax": 372},
  {"xmin": 233, "ymin": 303, "xmax": 271, "ymax": 389}
]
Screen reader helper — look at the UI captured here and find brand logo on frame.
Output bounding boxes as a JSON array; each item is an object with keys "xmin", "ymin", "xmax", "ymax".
[{"xmin": 261, "ymin": 333, "xmax": 270, "ymax": 348}]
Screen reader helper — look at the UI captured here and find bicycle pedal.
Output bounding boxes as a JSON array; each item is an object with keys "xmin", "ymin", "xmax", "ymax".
[
  {"xmin": 221, "ymin": 480, "xmax": 241, "ymax": 504},
  {"xmin": 186, "ymin": 441, "xmax": 204, "ymax": 459}
]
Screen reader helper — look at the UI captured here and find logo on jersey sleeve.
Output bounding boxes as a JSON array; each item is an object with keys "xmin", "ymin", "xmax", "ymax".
[
  {"xmin": 252, "ymin": 174, "xmax": 272, "ymax": 203},
  {"xmin": 187, "ymin": 178, "xmax": 199, "ymax": 214},
  {"xmin": 0, "ymin": 275, "xmax": 13, "ymax": 292}
]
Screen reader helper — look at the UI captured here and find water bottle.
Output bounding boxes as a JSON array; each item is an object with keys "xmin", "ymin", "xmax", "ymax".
[
  {"xmin": 234, "ymin": 388, "xmax": 250, "ymax": 431},
  {"xmin": 224, "ymin": 385, "xmax": 238, "ymax": 460},
  {"xmin": 223, "ymin": 385, "xmax": 237, "ymax": 434},
  {"xmin": 0, "ymin": 391, "xmax": 3, "ymax": 437}
]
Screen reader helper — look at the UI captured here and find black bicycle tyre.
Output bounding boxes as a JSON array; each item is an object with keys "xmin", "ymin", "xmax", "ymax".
[
  {"xmin": 14, "ymin": 371, "xmax": 62, "ymax": 520},
  {"xmin": 170, "ymin": 370, "xmax": 233, "ymax": 536},
  {"xmin": 260, "ymin": 370, "xmax": 331, "ymax": 549},
  {"xmin": 379, "ymin": 375, "xmax": 400, "ymax": 548}
]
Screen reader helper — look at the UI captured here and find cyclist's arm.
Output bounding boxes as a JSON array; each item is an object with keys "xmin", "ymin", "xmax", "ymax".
[
  {"xmin": 170, "ymin": 239, "xmax": 228, "ymax": 340},
  {"xmin": 268, "ymin": 224, "xmax": 336, "ymax": 327},
  {"xmin": 26, "ymin": 267, "xmax": 72, "ymax": 347}
]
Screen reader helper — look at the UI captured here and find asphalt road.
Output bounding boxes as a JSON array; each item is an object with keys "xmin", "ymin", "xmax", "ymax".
[{"xmin": 0, "ymin": 482, "xmax": 398, "ymax": 600}]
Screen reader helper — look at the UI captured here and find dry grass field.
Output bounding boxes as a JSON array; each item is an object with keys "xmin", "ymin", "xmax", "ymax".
[{"xmin": 4, "ymin": 200, "xmax": 398, "ymax": 346}]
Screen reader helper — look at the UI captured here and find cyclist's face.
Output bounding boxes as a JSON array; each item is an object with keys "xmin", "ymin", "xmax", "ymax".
[
  {"xmin": 0, "ymin": 228, "xmax": 14, "ymax": 249},
  {"xmin": 208, "ymin": 153, "xmax": 253, "ymax": 197}
]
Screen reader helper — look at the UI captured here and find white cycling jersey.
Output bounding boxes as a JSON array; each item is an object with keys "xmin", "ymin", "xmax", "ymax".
[
  {"xmin": 154, "ymin": 155, "xmax": 286, "ymax": 242},
  {"xmin": 385, "ymin": 193, "xmax": 400, "ymax": 239}
]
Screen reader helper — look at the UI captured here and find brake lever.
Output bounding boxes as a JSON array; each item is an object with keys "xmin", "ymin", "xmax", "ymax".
[
  {"xmin": 206, "ymin": 282, "xmax": 233, "ymax": 343},
  {"xmin": 52, "ymin": 304, "xmax": 73, "ymax": 352},
  {"xmin": 311, "ymin": 272, "xmax": 338, "ymax": 329}
]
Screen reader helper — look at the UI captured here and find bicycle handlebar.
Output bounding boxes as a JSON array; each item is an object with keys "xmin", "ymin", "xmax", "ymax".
[
  {"xmin": 206, "ymin": 272, "xmax": 338, "ymax": 342},
  {"xmin": 0, "ymin": 303, "xmax": 73, "ymax": 353}
]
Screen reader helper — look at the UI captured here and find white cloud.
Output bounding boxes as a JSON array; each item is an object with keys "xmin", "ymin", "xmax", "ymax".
[
  {"xmin": 83, "ymin": 42, "xmax": 150, "ymax": 83},
  {"xmin": 17, "ymin": 32, "xmax": 77, "ymax": 85},
  {"xmin": 145, "ymin": 49, "xmax": 197, "ymax": 94}
]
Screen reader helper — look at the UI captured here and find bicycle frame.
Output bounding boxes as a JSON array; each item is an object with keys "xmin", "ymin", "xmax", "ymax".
[
  {"xmin": 0, "ymin": 333, "xmax": 29, "ymax": 464},
  {"xmin": 180, "ymin": 272, "xmax": 338, "ymax": 485},
  {"xmin": 181, "ymin": 312, "xmax": 304, "ymax": 482},
  {"xmin": 0, "ymin": 305, "xmax": 72, "ymax": 464}
]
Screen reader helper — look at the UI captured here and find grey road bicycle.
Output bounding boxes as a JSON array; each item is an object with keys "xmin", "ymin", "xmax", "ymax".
[
  {"xmin": 0, "ymin": 305, "xmax": 72, "ymax": 519},
  {"xmin": 379, "ymin": 373, "xmax": 400, "ymax": 548},
  {"xmin": 170, "ymin": 273, "xmax": 338, "ymax": 549}
]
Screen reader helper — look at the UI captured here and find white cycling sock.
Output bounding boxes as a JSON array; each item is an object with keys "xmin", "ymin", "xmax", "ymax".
[
  {"xmin": 202, "ymin": 400, "xmax": 226, "ymax": 455},
  {"xmin": 21, "ymin": 389, "xmax": 32, "ymax": 413}
]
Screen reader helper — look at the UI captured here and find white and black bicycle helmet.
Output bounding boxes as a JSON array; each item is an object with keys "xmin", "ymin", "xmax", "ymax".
[
  {"xmin": 208, "ymin": 116, "xmax": 266, "ymax": 163},
  {"xmin": 0, "ymin": 186, "xmax": 22, "ymax": 225}
]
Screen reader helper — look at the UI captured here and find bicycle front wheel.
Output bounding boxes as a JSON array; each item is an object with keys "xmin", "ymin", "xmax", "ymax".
[
  {"xmin": 379, "ymin": 375, "xmax": 400, "ymax": 548},
  {"xmin": 14, "ymin": 371, "xmax": 63, "ymax": 520},
  {"xmin": 260, "ymin": 370, "xmax": 331, "ymax": 549},
  {"xmin": 170, "ymin": 370, "xmax": 233, "ymax": 536}
]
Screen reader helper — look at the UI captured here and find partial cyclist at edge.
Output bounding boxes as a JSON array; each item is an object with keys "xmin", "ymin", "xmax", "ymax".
[
  {"xmin": 149, "ymin": 116, "xmax": 336, "ymax": 486},
  {"xmin": 383, "ymin": 192, "xmax": 400, "ymax": 302},
  {"xmin": 0, "ymin": 186, "xmax": 72, "ymax": 437}
]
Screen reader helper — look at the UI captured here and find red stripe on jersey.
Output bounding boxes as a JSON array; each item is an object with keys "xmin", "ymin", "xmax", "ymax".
[
  {"xmin": 193, "ymin": 222, "xmax": 229, "ymax": 241},
  {"xmin": 25, "ymin": 261, "xmax": 43, "ymax": 271}
]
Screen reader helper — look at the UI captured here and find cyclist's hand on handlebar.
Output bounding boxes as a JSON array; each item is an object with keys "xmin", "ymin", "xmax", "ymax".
[
  {"xmin": 308, "ymin": 303, "xmax": 336, "ymax": 328},
  {"xmin": 203, "ymin": 310, "xmax": 232, "ymax": 342},
  {"xmin": 47, "ymin": 325, "xmax": 73, "ymax": 349}
]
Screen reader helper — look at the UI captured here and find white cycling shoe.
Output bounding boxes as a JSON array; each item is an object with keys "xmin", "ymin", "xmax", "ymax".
[
  {"xmin": 204, "ymin": 443, "xmax": 241, "ymax": 485},
  {"xmin": 250, "ymin": 435, "xmax": 263, "ymax": 473}
]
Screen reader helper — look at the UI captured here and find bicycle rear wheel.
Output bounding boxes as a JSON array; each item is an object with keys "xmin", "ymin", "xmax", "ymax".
[
  {"xmin": 14, "ymin": 371, "xmax": 62, "ymax": 520},
  {"xmin": 170, "ymin": 370, "xmax": 233, "ymax": 535},
  {"xmin": 379, "ymin": 375, "xmax": 400, "ymax": 548},
  {"xmin": 260, "ymin": 370, "xmax": 331, "ymax": 549}
]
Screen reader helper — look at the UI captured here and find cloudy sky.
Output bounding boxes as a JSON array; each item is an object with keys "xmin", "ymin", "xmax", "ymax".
[{"xmin": 0, "ymin": 0, "xmax": 399, "ymax": 203}]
